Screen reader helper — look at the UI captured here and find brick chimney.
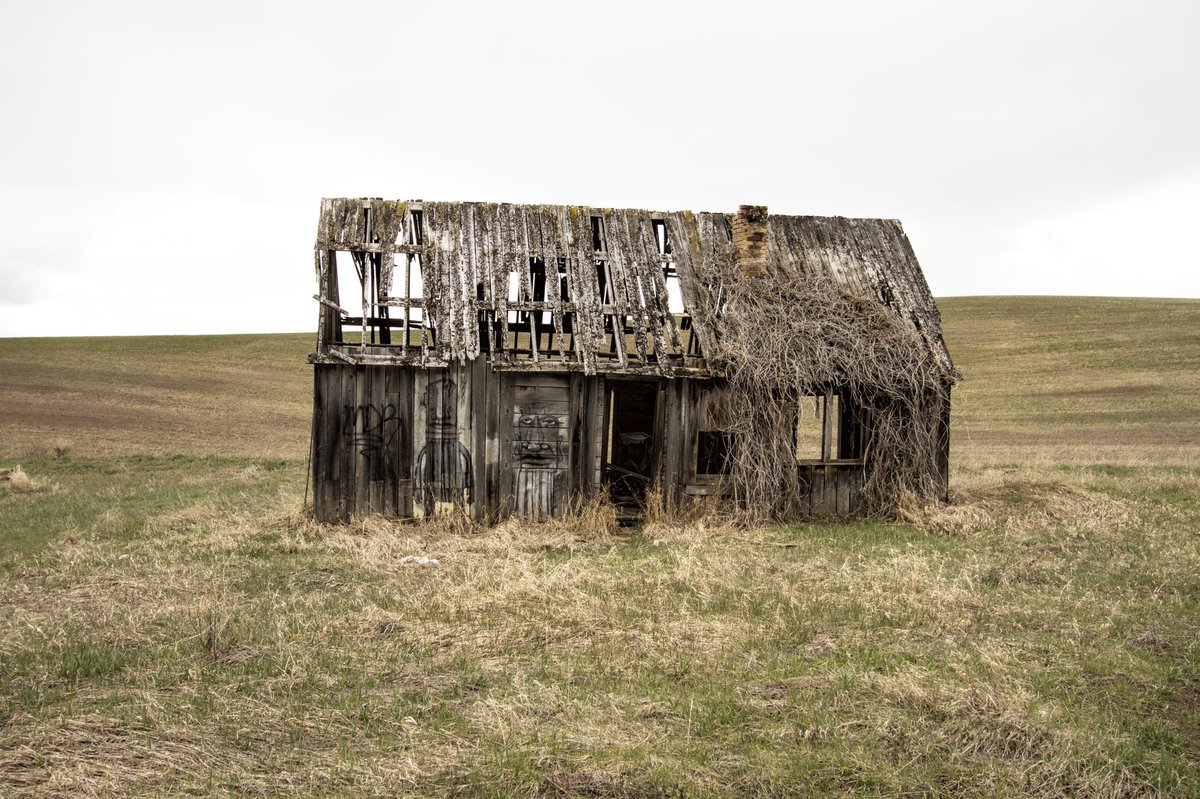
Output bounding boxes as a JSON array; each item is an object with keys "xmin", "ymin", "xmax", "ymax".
[{"xmin": 732, "ymin": 204, "xmax": 768, "ymax": 276}]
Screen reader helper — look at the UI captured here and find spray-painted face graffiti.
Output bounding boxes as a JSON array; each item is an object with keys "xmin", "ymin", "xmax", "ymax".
[
  {"xmin": 426, "ymin": 378, "xmax": 458, "ymax": 439},
  {"xmin": 414, "ymin": 379, "xmax": 473, "ymax": 503},
  {"xmin": 514, "ymin": 413, "xmax": 564, "ymax": 470}
]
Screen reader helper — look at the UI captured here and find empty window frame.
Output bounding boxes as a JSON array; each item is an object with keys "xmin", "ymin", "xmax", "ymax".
[
  {"xmin": 795, "ymin": 390, "xmax": 864, "ymax": 462},
  {"xmin": 695, "ymin": 386, "xmax": 737, "ymax": 475}
]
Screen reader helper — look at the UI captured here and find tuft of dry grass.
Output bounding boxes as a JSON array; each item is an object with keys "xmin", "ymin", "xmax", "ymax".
[{"xmin": 0, "ymin": 465, "xmax": 57, "ymax": 495}]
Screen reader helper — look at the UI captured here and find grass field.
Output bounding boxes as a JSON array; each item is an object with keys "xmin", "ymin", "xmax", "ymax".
[
  {"xmin": 943, "ymin": 297, "xmax": 1200, "ymax": 467},
  {"xmin": 1, "ymin": 297, "xmax": 1198, "ymax": 797}
]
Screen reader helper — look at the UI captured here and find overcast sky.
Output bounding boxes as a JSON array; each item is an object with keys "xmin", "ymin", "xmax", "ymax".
[{"xmin": 2, "ymin": 0, "xmax": 1197, "ymax": 336}]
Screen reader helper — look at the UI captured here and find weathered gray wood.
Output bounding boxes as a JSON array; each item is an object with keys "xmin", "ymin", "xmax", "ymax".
[
  {"xmin": 662, "ymin": 379, "xmax": 681, "ymax": 510},
  {"xmin": 353, "ymin": 366, "xmax": 369, "ymax": 513},
  {"xmin": 484, "ymin": 362, "xmax": 502, "ymax": 518},
  {"xmin": 398, "ymin": 368, "xmax": 414, "ymax": 518},
  {"xmin": 511, "ymin": 374, "xmax": 570, "ymax": 519},
  {"xmin": 512, "ymin": 385, "xmax": 572, "ymax": 407},
  {"xmin": 847, "ymin": 467, "xmax": 860, "ymax": 515},
  {"xmin": 497, "ymin": 372, "xmax": 515, "ymax": 515},
  {"xmin": 454, "ymin": 362, "xmax": 474, "ymax": 517},
  {"xmin": 471, "ymin": 357, "xmax": 488, "ymax": 521},
  {"xmin": 412, "ymin": 369, "xmax": 429, "ymax": 516},
  {"xmin": 568, "ymin": 373, "xmax": 585, "ymax": 494},
  {"xmin": 577, "ymin": 376, "xmax": 602, "ymax": 492}
]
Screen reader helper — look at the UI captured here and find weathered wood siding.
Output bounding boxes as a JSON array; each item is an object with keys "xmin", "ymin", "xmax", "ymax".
[
  {"xmin": 313, "ymin": 364, "xmax": 887, "ymax": 523},
  {"xmin": 314, "ymin": 364, "xmax": 607, "ymax": 522},
  {"xmin": 312, "ymin": 364, "xmax": 414, "ymax": 523}
]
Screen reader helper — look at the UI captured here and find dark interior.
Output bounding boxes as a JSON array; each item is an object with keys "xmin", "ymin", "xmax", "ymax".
[{"xmin": 604, "ymin": 380, "xmax": 658, "ymax": 510}]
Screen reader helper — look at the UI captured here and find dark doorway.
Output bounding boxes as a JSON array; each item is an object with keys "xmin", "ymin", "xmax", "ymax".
[{"xmin": 603, "ymin": 380, "xmax": 660, "ymax": 511}]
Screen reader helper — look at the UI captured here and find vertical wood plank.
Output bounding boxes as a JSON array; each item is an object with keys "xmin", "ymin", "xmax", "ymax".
[
  {"xmin": 497, "ymin": 372, "xmax": 514, "ymax": 517},
  {"xmin": 412, "ymin": 369, "xmax": 428, "ymax": 517},
  {"xmin": 847, "ymin": 467, "xmax": 861, "ymax": 515},
  {"xmin": 484, "ymin": 363, "xmax": 502, "ymax": 519},
  {"xmin": 685, "ymin": 380, "xmax": 700, "ymax": 483},
  {"xmin": 398, "ymin": 368, "xmax": 414, "ymax": 518},
  {"xmin": 353, "ymin": 366, "xmax": 369, "ymax": 516},
  {"xmin": 381, "ymin": 365, "xmax": 396, "ymax": 516},
  {"xmin": 661, "ymin": 379, "xmax": 682, "ymax": 510},
  {"xmin": 471, "ymin": 357, "xmax": 489, "ymax": 521},
  {"xmin": 312, "ymin": 364, "xmax": 326, "ymax": 520},
  {"xmin": 811, "ymin": 468, "xmax": 826, "ymax": 515},
  {"xmin": 337, "ymin": 366, "xmax": 353, "ymax": 523},
  {"xmin": 596, "ymin": 377, "xmax": 610, "ymax": 491},
  {"xmin": 569, "ymin": 373, "xmax": 585, "ymax": 495},
  {"xmin": 455, "ymin": 362, "xmax": 474, "ymax": 517}
]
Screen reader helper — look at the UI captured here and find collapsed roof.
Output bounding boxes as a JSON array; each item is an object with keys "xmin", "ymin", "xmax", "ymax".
[{"xmin": 311, "ymin": 198, "xmax": 954, "ymax": 378}]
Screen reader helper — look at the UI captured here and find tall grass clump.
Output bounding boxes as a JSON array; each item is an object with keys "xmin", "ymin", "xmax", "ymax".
[{"xmin": 0, "ymin": 465, "xmax": 56, "ymax": 494}]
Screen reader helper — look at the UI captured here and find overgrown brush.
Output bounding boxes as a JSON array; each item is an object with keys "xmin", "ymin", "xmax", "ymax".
[{"xmin": 709, "ymin": 271, "xmax": 956, "ymax": 521}]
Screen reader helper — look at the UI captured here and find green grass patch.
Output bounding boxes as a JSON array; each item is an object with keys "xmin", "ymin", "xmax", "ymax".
[{"xmin": 0, "ymin": 455, "xmax": 304, "ymax": 563}]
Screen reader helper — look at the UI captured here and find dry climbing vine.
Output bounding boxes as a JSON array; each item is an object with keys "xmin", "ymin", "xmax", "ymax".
[{"xmin": 708, "ymin": 270, "xmax": 956, "ymax": 521}]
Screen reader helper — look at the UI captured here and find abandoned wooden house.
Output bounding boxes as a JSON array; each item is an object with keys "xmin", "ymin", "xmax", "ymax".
[{"xmin": 308, "ymin": 198, "xmax": 956, "ymax": 523}]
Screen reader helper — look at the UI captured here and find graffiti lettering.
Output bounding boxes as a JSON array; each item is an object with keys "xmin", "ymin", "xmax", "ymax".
[{"xmin": 343, "ymin": 402, "xmax": 401, "ymax": 459}]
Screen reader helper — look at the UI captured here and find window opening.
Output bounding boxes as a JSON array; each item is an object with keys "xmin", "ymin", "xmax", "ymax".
[
  {"xmin": 334, "ymin": 250, "xmax": 363, "ymax": 345},
  {"xmin": 653, "ymin": 219, "xmax": 688, "ymax": 355},
  {"xmin": 555, "ymin": 258, "xmax": 573, "ymax": 357},
  {"xmin": 794, "ymin": 391, "xmax": 858, "ymax": 462},
  {"xmin": 796, "ymin": 394, "xmax": 825, "ymax": 460},
  {"xmin": 696, "ymin": 386, "xmax": 736, "ymax": 475},
  {"xmin": 410, "ymin": 210, "xmax": 433, "ymax": 350}
]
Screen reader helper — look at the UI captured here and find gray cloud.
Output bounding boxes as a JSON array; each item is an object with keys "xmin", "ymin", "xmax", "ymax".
[{"xmin": 0, "ymin": 0, "xmax": 1196, "ymax": 334}]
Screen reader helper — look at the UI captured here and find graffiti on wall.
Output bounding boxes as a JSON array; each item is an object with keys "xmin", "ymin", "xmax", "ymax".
[
  {"xmin": 513, "ymin": 407, "xmax": 567, "ymax": 519},
  {"xmin": 415, "ymin": 378, "xmax": 473, "ymax": 503},
  {"xmin": 343, "ymin": 402, "xmax": 402, "ymax": 460}
]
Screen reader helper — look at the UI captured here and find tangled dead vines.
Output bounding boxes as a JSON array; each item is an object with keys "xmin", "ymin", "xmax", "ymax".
[{"xmin": 708, "ymin": 270, "xmax": 955, "ymax": 521}]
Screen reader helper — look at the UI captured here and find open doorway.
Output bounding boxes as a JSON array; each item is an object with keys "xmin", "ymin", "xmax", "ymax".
[{"xmin": 602, "ymin": 380, "xmax": 660, "ymax": 511}]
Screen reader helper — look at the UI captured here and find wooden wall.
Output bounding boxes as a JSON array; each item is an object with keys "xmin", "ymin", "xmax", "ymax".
[
  {"xmin": 312, "ymin": 364, "xmax": 876, "ymax": 523},
  {"xmin": 312, "ymin": 364, "xmax": 605, "ymax": 523}
]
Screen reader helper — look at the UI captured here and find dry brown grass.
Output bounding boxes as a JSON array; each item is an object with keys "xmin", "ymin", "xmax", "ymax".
[
  {"xmin": 0, "ymin": 465, "xmax": 57, "ymax": 495},
  {"xmin": 3, "ymin": 460, "xmax": 1197, "ymax": 797},
  {"xmin": 2, "ymin": 299, "xmax": 1199, "ymax": 795}
]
